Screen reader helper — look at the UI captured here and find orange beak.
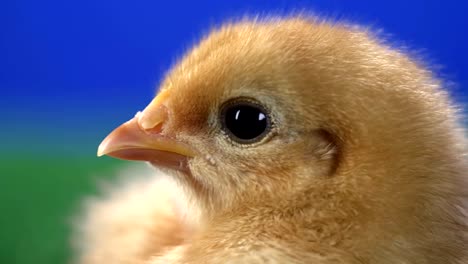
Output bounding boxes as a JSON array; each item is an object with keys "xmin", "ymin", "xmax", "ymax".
[{"xmin": 97, "ymin": 91, "xmax": 196, "ymax": 171}]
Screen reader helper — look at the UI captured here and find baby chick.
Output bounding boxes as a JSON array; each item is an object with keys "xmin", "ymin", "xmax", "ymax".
[{"xmin": 77, "ymin": 17, "xmax": 468, "ymax": 263}]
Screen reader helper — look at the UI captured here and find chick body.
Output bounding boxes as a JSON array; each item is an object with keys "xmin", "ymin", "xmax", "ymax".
[{"xmin": 76, "ymin": 17, "xmax": 468, "ymax": 264}]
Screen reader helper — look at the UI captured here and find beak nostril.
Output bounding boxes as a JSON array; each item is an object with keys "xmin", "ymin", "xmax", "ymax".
[
  {"xmin": 146, "ymin": 122, "xmax": 164, "ymax": 134},
  {"xmin": 138, "ymin": 103, "xmax": 169, "ymax": 131}
]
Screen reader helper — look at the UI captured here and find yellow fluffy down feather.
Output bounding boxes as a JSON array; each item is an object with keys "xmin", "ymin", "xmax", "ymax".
[{"xmin": 74, "ymin": 16, "xmax": 468, "ymax": 264}]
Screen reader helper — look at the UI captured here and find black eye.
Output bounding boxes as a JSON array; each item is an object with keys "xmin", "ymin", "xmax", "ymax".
[{"xmin": 220, "ymin": 99, "xmax": 271, "ymax": 144}]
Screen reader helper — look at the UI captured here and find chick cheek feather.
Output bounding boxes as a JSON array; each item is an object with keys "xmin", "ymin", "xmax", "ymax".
[{"xmin": 97, "ymin": 110, "xmax": 196, "ymax": 174}]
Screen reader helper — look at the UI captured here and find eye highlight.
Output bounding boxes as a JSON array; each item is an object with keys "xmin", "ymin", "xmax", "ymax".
[{"xmin": 220, "ymin": 98, "xmax": 272, "ymax": 144}]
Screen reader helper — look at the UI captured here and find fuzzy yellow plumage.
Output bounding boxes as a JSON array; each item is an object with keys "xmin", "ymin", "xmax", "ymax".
[{"xmin": 74, "ymin": 16, "xmax": 468, "ymax": 263}]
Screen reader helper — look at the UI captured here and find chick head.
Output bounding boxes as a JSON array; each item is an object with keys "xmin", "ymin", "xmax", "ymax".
[{"xmin": 98, "ymin": 17, "xmax": 466, "ymax": 241}]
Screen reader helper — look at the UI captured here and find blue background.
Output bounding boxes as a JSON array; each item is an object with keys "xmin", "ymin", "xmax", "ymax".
[{"xmin": 1, "ymin": 1, "xmax": 467, "ymax": 263}]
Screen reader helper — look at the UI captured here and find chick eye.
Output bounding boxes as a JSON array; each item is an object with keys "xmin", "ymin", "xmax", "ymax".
[{"xmin": 220, "ymin": 99, "xmax": 271, "ymax": 144}]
